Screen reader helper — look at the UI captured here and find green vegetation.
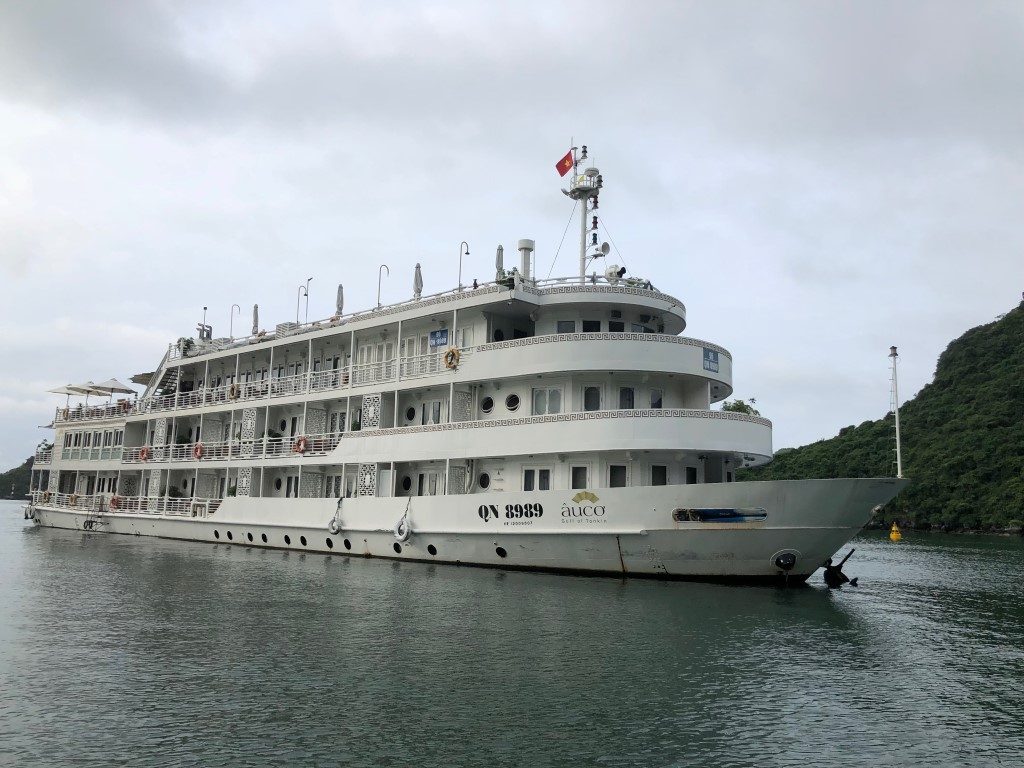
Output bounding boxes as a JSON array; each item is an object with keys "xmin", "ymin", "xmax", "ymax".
[
  {"xmin": 0, "ymin": 457, "xmax": 33, "ymax": 500},
  {"xmin": 722, "ymin": 399, "xmax": 761, "ymax": 416},
  {"xmin": 741, "ymin": 302, "xmax": 1024, "ymax": 531}
]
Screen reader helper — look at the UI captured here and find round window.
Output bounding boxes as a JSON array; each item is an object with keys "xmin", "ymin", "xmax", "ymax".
[
  {"xmin": 274, "ymin": 478, "xmax": 282, "ymax": 491},
  {"xmin": 405, "ymin": 406, "xmax": 416, "ymax": 422},
  {"xmin": 493, "ymin": 329, "xmax": 505, "ymax": 342},
  {"xmin": 505, "ymin": 394, "xmax": 520, "ymax": 411},
  {"xmin": 481, "ymin": 396, "xmax": 494, "ymax": 414},
  {"xmin": 402, "ymin": 476, "xmax": 412, "ymax": 491},
  {"xmin": 479, "ymin": 473, "xmax": 490, "ymax": 489},
  {"xmin": 279, "ymin": 419, "xmax": 287, "ymax": 431}
]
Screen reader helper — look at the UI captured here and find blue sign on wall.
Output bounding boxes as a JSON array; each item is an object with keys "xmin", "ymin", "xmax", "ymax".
[
  {"xmin": 703, "ymin": 348, "xmax": 719, "ymax": 373},
  {"xmin": 429, "ymin": 329, "xmax": 449, "ymax": 349}
]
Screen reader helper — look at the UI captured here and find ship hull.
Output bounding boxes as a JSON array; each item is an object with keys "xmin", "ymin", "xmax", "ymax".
[{"xmin": 26, "ymin": 478, "xmax": 907, "ymax": 582}]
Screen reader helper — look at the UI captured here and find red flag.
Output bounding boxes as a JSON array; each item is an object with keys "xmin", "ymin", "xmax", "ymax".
[{"xmin": 555, "ymin": 149, "xmax": 574, "ymax": 177}]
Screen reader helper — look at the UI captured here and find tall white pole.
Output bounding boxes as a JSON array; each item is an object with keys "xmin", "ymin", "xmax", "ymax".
[{"xmin": 889, "ymin": 346, "xmax": 903, "ymax": 478}]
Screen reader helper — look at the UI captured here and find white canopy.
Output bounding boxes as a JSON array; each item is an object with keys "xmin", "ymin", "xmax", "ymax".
[
  {"xmin": 48, "ymin": 384, "xmax": 92, "ymax": 396},
  {"xmin": 92, "ymin": 378, "xmax": 136, "ymax": 395}
]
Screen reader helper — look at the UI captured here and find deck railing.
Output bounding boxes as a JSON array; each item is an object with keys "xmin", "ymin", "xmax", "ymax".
[
  {"xmin": 30, "ymin": 491, "xmax": 223, "ymax": 517},
  {"xmin": 55, "ymin": 400, "xmax": 136, "ymax": 424},
  {"xmin": 122, "ymin": 431, "xmax": 343, "ymax": 464},
  {"xmin": 33, "ymin": 449, "xmax": 53, "ymax": 465}
]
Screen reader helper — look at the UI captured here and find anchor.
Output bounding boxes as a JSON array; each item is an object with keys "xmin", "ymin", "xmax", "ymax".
[{"xmin": 823, "ymin": 548, "xmax": 858, "ymax": 588}]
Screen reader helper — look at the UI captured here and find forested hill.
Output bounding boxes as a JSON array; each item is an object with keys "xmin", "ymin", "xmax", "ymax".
[
  {"xmin": 0, "ymin": 457, "xmax": 32, "ymax": 500},
  {"xmin": 741, "ymin": 301, "xmax": 1024, "ymax": 531}
]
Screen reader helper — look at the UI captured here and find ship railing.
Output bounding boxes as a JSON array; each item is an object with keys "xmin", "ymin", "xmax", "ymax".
[
  {"xmin": 121, "ymin": 432, "xmax": 342, "ymax": 464},
  {"xmin": 31, "ymin": 491, "xmax": 223, "ymax": 517},
  {"xmin": 268, "ymin": 372, "xmax": 308, "ymax": 398},
  {"xmin": 54, "ymin": 400, "xmax": 136, "ymax": 424},
  {"xmin": 309, "ymin": 368, "xmax": 349, "ymax": 392},
  {"xmin": 34, "ymin": 449, "xmax": 53, "ymax": 465},
  {"xmin": 350, "ymin": 359, "xmax": 396, "ymax": 387}
]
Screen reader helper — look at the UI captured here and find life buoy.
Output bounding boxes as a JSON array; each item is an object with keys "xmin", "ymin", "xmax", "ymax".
[
  {"xmin": 444, "ymin": 347, "xmax": 460, "ymax": 370},
  {"xmin": 393, "ymin": 515, "xmax": 411, "ymax": 543},
  {"xmin": 229, "ymin": 383, "xmax": 240, "ymax": 400},
  {"xmin": 293, "ymin": 436, "xmax": 309, "ymax": 454},
  {"xmin": 140, "ymin": 446, "xmax": 151, "ymax": 462},
  {"xmin": 69, "ymin": 494, "xmax": 79, "ymax": 506},
  {"xmin": 328, "ymin": 518, "xmax": 342, "ymax": 535},
  {"xmin": 62, "ymin": 407, "xmax": 70, "ymax": 420},
  {"xmin": 109, "ymin": 495, "xmax": 121, "ymax": 511},
  {"xmin": 193, "ymin": 442, "xmax": 204, "ymax": 460},
  {"xmin": 42, "ymin": 491, "xmax": 51, "ymax": 503}
]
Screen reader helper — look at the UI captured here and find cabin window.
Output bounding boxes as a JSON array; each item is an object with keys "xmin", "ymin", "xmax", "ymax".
[
  {"xmin": 685, "ymin": 467, "xmax": 698, "ymax": 485},
  {"xmin": 402, "ymin": 476, "xmax": 412, "ymax": 492},
  {"xmin": 523, "ymin": 469, "xmax": 549, "ymax": 492},
  {"xmin": 571, "ymin": 466, "xmax": 588, "ymax": 490},
  {"xmin": 479, "ymin": 473, "xmax": 490, "ymax": 489},
  {"xmin": 650, "ymin": 389, "xmax": 663, "ymax": 409},
  {"xmin": 618, "ymin": 387, "xmax": 635, "ymax": 409},
  {"xmin": 582, "ymin": 320, "xmax": 601, "ymax": 332},
  {"xmin": 727, "ymin": 471, "xmax": 734, "ymax": 483},
  {"xmin": 556, "ymin": 320, "xmax": 576, "ymax": 334},
  {"xmin": 405, "ymin": 406, "xmax": 416, "ymax": 422},
  {"xmin": 480, "ymin": 396, "xmax": 494, "ymax": 415},
  {"xmin": 505, "ymin": 394, "xmax": 521, "ymax": 412},
  {"xmin": 609, "ymin": 465, "xmax": 628, "ymax": 488},
  {"xmin": 421, "ymin": 400, "xmax": 443, "ymax": 425},
  {"xmin": 651, "ymin": 465, "xmax": 667, "ymax": 486},
  {"xmin": 114, "ymin": 430, "xmax": 123, "ymax": 446},
  {"xmin": 583, "ymin": 386, "xmax": 601, "ymax": 412},
  {"xmin": 631, "ymin": 323, "xmax": 644, "ymax": 333},
  {"xmin": 532, "ymin": 388, "xmax": 562, "ymax": 415},
  {"xmin": 608, "ymin": 321, "xmax": 625, "ymax": 332},
  {"xmin": 285, "ymin": 477, "xmax": 293, "ymax": 497}
]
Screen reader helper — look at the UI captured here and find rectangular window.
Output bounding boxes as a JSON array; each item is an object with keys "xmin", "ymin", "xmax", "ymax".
[
  {"xmin": 583, "ymin": 386, "xmax": 601, "ymax": 412},
  {"xmin": 114, "ymin": 430, "xmax": 123, "ymax": 446},
  {"xmin": 651, "ymin": 465, "xmax": 668, "ymax": 486},
  {"xmin": 556, "ymin": 320, "xmax": 576, "ymax": 334},
  {"xmin": 571, "ymin": 466, "xmax": 588, "ymax": 490},
  {"xmin": 685, "ymin": 466, "xmax": 698, "ymax": 485},
  {"xmin": 619, "ymin": 387, "xmax": 635, "ymax": 409},
  {"xmin": 609, "ymin": 465, "xmax": 628, "ymax": 487},
  {"xmin": 608, "ymin": 320, "xmax": 625, "ymax": 332},
  {"xmin": 538, "ymin": 469, "xmax": 550, "ymax": 491},
  {"xmin": 532, "ymin": 388, "xmax": 562, "ymax": 415},
  {"xmin": 631, "ymin": 323, "xmax": 644, "ymax": 333},
  {"xmin": 582, "ymin": 320, "xmax": 601, "ymax": 332},
  {"xmin": 285, "ymin": 477, "xmax": 293, "ymax": 497},
  {"xmin": 650, "ymin": 389, "xmax": 663, "ymax": 409},
  {"xmin": 523, "ymin": 469, "xmax": 535, "ymax": 491},
  {"xmin": 727, "ymin": 471, "xmax": 734, "ymax": 483},
  {"xmin": 432, "ymin": 401, "xmax": 442, "ymax": 424}
]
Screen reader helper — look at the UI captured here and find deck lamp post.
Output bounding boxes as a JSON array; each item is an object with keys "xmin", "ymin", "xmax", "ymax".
[
  {"xmin": 377, "ymin": 264, "xmax": 390, "ymax": 309},
  {"xmin": 457, "ymin": 241, "xmax": 470, "ymax": 291}
]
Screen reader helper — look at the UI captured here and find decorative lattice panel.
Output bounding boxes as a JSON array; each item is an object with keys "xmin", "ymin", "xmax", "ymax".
[
  {"xmin": 240, "ymin": 409, "xmax": 257, "ymax": 440},
  {"xmin": 119, "ymin": 475, "xmax": 138, "ymax": 496},
  {"xmin": 361, "ymin": 393, "xmax": 382, "ymax": 430},
  {"xmin": 196, "ymin": 473, "xmax": 217, "ymax": 498},
  {"xmin": 357, "ymin": 463, "xmax": 377, "ymax": 496},
  {"xmin": 153, "ymin": 418, "xmax": 168, "ymax": 446},
  {"xmin": 148, "ymin": 469, "xmax": 163, "ymax": 497},
  {"xmin": 300, "ymin": 472, "xmax": 323, "ymax": 498},
  {"xmin": 453, "ymin": 391, "xmax": 473, "ymax": 422},
  {"xmin": 306, "ymin": 408, "xmax": 326, "ymax": 435},
  {"xmin": 48, "ymin": 473, "xmax": 59, "ymax": 493},
  {"xmin": 236, "ymin": 467, "xmax": 252, "ymax": 497},
  {"xmin": 448, "ymin": 465, "xmax": 467, "ymax": 494}
]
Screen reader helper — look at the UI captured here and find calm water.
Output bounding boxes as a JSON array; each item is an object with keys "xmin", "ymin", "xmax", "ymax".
[{"xmin": 1, "ymin": 500, "xmax": 1022, "ymax": 767}]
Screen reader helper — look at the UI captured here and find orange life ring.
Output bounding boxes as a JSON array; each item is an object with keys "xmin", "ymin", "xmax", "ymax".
[
  {"xmin": 293, "ymin": 436, "xmax": 309, "ymax": 454},
  {"xmin": 444, "ymin": 347, "xmax": 460, "ymax": 370},
  {"xmin": 42, "ymin": 491, "xmax": 51, "ymax": 503},
  {"xmin": 229, "ymin": 383, "xmax": 240, "ymax": 400},
  {"xmin": 193, "ymin": 442, "xmax": 204, "ymax": 460},
  {"xmin": 110, "ymin": 495, "xmax": 121, "ymax": 510},
  {"xmin": 140, "ymin": 446, "xmax": 151, "ymax": 462},
  {"xmin": 69, "ymin": 493, "xmax": 79, "ymax": 506}
]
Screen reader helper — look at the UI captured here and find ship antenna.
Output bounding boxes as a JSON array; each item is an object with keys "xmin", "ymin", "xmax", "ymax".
[
  {"xmin": 564, "ymin": 143, "xmax": 603, "ymax": 283},
  {"xmin": 889, "ymin": 346, "xmax": 903, "ymax": 478}
]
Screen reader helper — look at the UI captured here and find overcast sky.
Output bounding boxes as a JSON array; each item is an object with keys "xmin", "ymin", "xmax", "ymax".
[{"xmin": 1, "ymin": 1, "xmax": 1021, "ymax": 470}]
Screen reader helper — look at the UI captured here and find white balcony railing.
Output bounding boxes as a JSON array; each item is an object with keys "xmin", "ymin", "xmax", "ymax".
[
  {"xmin": 121, "ymin": 431, "xmax": 343, "ymax": 464},
  {"xmin": 31, "ymin": 491, "xmax": 222, "ymax": 517},
  {"xmin": 33, "ymin": 449, "xmax": 53, "ymax": 465}
]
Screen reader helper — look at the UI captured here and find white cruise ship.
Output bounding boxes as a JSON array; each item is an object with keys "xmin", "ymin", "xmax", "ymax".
[{"xmin": 24, "ymin": 147, "xmax": 906, "ymax": 583}]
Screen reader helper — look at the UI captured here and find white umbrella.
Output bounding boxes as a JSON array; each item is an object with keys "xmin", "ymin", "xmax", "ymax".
[
  {"xmin": 93, "ymin": 378, "xmax": 135, "ymax": 395},
  {"xmin": 335, "ymin": 284, "xmax": 344, "ymax": 315},
  {"xmin": 48, "ymin": 384, "xmax": 90, "ymax": 406},
  {"xmin": 73, "ymin": 381, "xmax": 105, "ymax": 405},
  {"xmin": 495, "ymin": 245, "xmax": 504, "ymax": 280},
  {"xmin": 252, "ymin": 304, "xmax": 259, "ymax": 335},
  {"xmin": 413, "ymin": 263, "xmax": 423, "ymax": 299}
]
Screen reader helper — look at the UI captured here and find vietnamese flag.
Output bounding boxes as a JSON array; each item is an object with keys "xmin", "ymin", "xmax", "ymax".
[{"xmin": 555, "ymin": 150, "xmax": 574, "ymax": 177}]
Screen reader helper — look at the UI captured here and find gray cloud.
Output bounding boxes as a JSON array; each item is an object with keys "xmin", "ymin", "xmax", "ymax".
[{"xmin": 0, "ymin": 1, "xmax": 1021, "ymax": 468}]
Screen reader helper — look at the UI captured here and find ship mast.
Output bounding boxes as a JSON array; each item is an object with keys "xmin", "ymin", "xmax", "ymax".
[{"xmin": 564, "ymin": 145, "xmax": 603, "ymax": 283}]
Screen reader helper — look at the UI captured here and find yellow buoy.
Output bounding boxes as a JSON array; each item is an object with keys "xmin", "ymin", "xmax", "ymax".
[{"xmin": 889, "ymin": 522, "xmax": 902, "ymax": 542}]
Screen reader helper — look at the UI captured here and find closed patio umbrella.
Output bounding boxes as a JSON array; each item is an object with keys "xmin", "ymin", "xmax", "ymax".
[
  {"xmin": 252, "ymin": 304, "xmax": 259, "ymax": 336},
  {"xmin": 413, "ymin": 263, "xmax": 423, "ymax": 300},
  {"xmin": 336, "ymin": 284, "xmax": 344, "ymax": 315},
  {"xmin": 495, "ymin": 245, "xmax": 504, "ymax": 280}
]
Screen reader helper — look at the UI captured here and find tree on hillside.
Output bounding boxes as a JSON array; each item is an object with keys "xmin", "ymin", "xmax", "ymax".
[{"xmin": 721, "ymin": 399, "xmax": 761, "ymax": 416}]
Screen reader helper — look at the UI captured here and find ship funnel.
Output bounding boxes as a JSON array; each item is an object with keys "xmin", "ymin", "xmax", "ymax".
[{"xmin": 518, "ymin": 239, "xmax": 535, "ymax": 280}]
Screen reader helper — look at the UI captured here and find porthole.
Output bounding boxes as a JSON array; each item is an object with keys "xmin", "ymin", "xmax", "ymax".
[
  {"xmin": 284, "ymin": 535, "xmax": 291, "ymax": 545},
  {"xmin": 326, "ymin": 538, "xmax": 334, "ymax": 549},
  {"xmin": 214, "ymin": 529, "xmax": 220, "ymax": 539},
  {"xmin": 226, "ymin": 531, "xmax": 233, "ymax": 541},
  {"xmin": 427, "ymin": 544, "xmax": 438, "ymax": 556},
  {"xmin": 481, "ymin": 396, "xmax": 494, "ymax": 414},
  {"xmin": 343, "ymin": 538, "xmax": 352, "ymax": 550},
  {"xmin": 493, "ymin": 329, "xmax": 505, "ymax": 342},
  {"xmin": 274, "ymin": 478, "xmax": 282, "ymax": 491},
  {"xmin": 505, "ymin": 394, "xmax": 520, "ymax": 412},
  {"xmin": 261, "ymin": 533, "xmax": 268, "ymax": 543},
  {"xmin": 405, "ymin": 406, "xmax": 416, "ymax": 422},
  {"xmin": 495, "ymin": 546, "xmax": 507, "ymax": 558},
  {"xmin": 479, "ymin": 473, "xmax": 491, "ymax": 489},
  {"xmin": 279, "ymin": 419, "xmax": 287, "ymax": 431},
  {"xmin": 393, "ymin": 543, "xmax": 402, "ymax": 554},
  {"xmin": 300, "ymin": 535, "xmax": 307, "ymax": 547},
  {"xmin": 182, "ymin": 480, "xmax": 188, "ymax": 490},
  {"xmin": 246, "ymin": 532, "xmax": 253, "ymax": 542},
  {"xmin": 402, "ymin": 476, "xmax": 412, "ymax": 492}
]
